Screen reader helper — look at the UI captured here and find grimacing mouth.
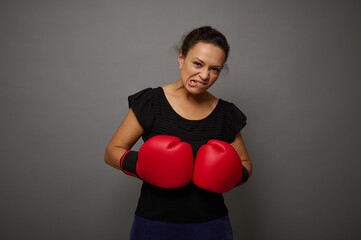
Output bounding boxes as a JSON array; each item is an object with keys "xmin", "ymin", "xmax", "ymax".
[{"xmin": 190, "ymin": 80, "xmax": 206, "ymax": 85}]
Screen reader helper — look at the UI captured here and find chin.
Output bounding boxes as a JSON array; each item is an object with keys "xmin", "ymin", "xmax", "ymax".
[{"xmin": 187, "ymin": 87, "xmax": 206, "ymax": 95}]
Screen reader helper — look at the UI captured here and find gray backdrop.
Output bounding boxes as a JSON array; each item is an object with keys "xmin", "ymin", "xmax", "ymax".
[{"xmin": 1, "ymin": 0, "xmax": 360, "ymax": 239}]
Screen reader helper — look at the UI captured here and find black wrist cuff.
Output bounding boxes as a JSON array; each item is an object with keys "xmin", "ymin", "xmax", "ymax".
[
  {"xmin": 236, "ymin": 166, "xmax": 249, "ymax": 186},
  {"xmin": 241, "ymin": 166, "xmax": 249, "ymax": 183},
  {"xmin": 121, "ymin": 151, "xmax": 140, "ymax": 178}
]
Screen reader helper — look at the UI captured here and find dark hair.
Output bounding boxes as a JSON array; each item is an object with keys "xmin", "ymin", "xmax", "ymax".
[{"xmin": 178, "ymin": 26, "xmax": 230, "ymax": 63}]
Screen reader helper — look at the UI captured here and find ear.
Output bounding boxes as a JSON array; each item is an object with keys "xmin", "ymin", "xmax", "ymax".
[{"xmin": 178, "ymin": 50, "xmax": 184, "ymax": 70}]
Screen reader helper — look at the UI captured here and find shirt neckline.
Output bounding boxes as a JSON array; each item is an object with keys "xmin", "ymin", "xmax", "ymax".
[{"xmin": 158, "ymin": 87, "xmax": 222, "ymax": 122}]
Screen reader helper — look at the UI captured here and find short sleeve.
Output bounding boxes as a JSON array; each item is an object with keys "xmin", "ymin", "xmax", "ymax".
[
  {"xmin": 128, "ymin": 88, "xmax": 154, "ymax": 133},
  {"xmin": 224, "ymin": 102, "xmax": 247, "ymax": 142}
]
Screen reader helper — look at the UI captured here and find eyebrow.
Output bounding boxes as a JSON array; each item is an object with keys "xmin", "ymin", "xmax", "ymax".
[{"xmin": 193, "ymin": 58, "xmax": 223, "ymax": 68}]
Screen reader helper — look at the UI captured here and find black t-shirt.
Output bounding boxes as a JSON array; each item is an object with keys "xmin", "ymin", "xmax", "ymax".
[{"xmin": 128, "ymin": 87, "xmax": 247, "ymax": 223}]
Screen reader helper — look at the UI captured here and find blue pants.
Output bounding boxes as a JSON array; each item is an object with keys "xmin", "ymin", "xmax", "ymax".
[{"xmin": 130, "ymin": 215, "xmax": 233, "ymax": 240}]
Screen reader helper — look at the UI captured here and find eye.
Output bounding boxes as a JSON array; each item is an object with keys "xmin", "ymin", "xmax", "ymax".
[
  {"xmin": 211, "ymin": 68, "xmax": 221, "ymax": 73},
  {"xmin": 193, "ymin": 61, "xmax": 202, "ymax": 67}
]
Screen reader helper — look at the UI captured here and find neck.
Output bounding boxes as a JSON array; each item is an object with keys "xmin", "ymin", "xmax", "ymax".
[{"xmin": 169, "ymin": 79, "xmax": 210, "ymax": 103}]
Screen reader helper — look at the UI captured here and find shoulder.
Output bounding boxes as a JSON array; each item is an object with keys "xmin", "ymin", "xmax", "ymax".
[
  {"xmin": 127, "ymin": 87, "xmax": 161, "ymax": 132},
  {"xmin": 218, "ymin": 99, "xmax": 247, "ymax": 142},
  {"xmin": 220, "ymin": 99, "xmax": 242, "ymax": 110},
  {"xmin": 219, "ymin": 99, "xmax": 247, "ymax": 123},
  {"xmin": 128, "ymin": 87, "xmax": 163, "ymax": 103},
  {"xmin": 129, "ymin": 87, "xmax": 158, "ymax": 97}
]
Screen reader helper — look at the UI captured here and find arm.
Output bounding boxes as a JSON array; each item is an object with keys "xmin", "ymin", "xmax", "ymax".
[
  {"xmin": 104, "ymin": 108, "xmax": 144, "ymax": 170},
  {"xmin": 105, "ymin": 108, "xmax": 194, "ymax": 188},
  {"xmin": 230, "ymin": 132, "xmax": 253, "ymax": 178}
]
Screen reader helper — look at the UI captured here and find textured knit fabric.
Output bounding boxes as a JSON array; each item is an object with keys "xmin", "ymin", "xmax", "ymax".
[
  {"xmin": 130, "ymin": 215, "xmax": 233, "ymax": 240},
  {"xmin": 128, "ymin": 87, "xmax": 247, "ymax": 223}
]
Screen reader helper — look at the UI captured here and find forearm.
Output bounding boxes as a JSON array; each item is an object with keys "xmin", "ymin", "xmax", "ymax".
[
  {"xmin": 105, "ymin": 108, "xmax": 144, "ymax": 170},
  {"xmin": 104, "ymin": 145, "xmax": 128, "ymax": 170},
  {"xmin": 230, "ymin": 132, "xmax": 253, "ymax": 182}
]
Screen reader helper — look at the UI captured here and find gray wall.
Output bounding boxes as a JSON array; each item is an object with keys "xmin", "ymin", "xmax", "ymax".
[{"xmin": 1, "ymin": 0, "xmax": 360, "ymax": 239}]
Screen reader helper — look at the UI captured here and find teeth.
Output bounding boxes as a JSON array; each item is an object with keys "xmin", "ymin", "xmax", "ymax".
[{"xmin": 191, "ymin": 80, "xmax": 205, "ymax": 85}]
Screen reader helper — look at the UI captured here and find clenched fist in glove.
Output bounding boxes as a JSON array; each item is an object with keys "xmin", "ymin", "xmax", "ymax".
[
  {"xmin": 120, "ymin": 135, "xmax": 194, "ymax": 188},
  {"xmin": 193, "ymin": 140, "xmax": 246, "ymax": 193}
]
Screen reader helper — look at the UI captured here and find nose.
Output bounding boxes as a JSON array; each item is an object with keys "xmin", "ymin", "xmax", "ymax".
[{"xmin": 199, "ymin": 69, "xmax": 209, "ymax": 80}]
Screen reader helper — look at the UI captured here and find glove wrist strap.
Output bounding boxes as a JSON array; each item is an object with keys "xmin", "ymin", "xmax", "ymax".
[
  {"xmin": 237, "ymin": 166, "xmax": 249, "ymax": 186},
  {"xmin": 120, "ymin": 150, "xmax": 140, "ymax": 178}
]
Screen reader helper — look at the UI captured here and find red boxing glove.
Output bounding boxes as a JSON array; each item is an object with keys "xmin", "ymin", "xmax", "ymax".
[
  {"xmin": 193, "ymin": 140, "xmax": 243, "ymax": 193},
  {"xmin": 121, "ymin": 135, "xmax": 194, "ymax": 188}
]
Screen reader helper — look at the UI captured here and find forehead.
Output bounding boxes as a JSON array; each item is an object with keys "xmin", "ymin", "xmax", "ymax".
[{"xmin": 186, "ymin": 42, "xmax": 225, "ymax": 65}]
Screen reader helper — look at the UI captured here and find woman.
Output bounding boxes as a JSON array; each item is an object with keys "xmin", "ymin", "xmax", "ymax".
[{"xmin": 105, "ymin": 26, "xmax": 252, "ymax": 240}]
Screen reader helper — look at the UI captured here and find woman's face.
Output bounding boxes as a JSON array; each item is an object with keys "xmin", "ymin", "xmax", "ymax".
[{"xmin": 178, "ymin": 42, "xmax": 226, "ymax": 95}]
